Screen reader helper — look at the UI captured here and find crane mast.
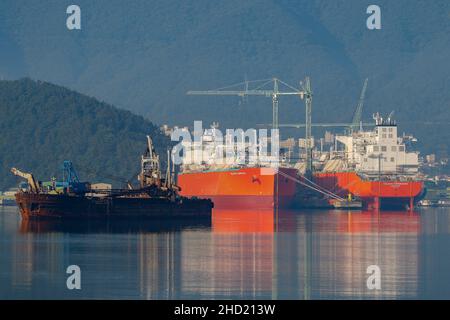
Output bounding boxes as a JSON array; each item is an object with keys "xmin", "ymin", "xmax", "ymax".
[
  {"xmin": 272, "ymin": 79, "xmax": 279, "ymax": 130},
  {"xmin": 301, "ymin": 77, "xmax": 313, "ymax": 177},
  {"xmin": 139, "ymin": 135, "xmax": 161, "ymax": 187}
]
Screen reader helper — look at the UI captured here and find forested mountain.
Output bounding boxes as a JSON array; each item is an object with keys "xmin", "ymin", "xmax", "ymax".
[
  {"xmin": 0, "ymin": 79, "xmax": 169, "ymax": 190},
  {"xmin": 0, "ymin": 0, "xmax": 449, "ymax": 156}
]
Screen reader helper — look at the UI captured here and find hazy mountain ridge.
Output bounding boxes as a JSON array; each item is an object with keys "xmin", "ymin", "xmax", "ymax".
[{"xmin": 0, "ymin": 0, "xmax": 449, "ymax": 156}]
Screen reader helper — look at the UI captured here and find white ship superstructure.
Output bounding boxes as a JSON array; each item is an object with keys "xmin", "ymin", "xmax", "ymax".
[
  {"xmin": 334, "ymin": 113, "xmax": 419, "ymax": 176},
  {"xmin": 180, "ymin": 123, "xmax": 280, "ymax": 171}
]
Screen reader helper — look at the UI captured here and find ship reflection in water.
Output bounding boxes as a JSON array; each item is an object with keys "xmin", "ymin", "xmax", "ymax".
[{"xmin": 1, "ymin": 206, "xmax": 450, "ymax": 299}]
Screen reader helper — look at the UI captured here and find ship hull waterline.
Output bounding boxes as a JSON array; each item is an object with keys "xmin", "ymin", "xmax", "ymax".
[{"xmin": 313, "ymin": 172, "xmax": 424, "ymax": 210}]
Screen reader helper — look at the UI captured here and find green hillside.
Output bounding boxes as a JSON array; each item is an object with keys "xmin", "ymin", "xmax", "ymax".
[{"xmin": 0, "ymin": 79, "xmax": 170, "ymax": 190}]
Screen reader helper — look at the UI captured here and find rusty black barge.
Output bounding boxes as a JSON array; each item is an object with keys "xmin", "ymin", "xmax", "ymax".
[{"xmin": 12, "ymin": 136, "xmax": 213, "ymax": 220}]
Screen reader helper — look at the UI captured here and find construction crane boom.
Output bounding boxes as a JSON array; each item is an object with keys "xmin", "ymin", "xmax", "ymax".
[
  {"xmin": 262, "ymin": 122, "xmax": 372, "ymax": 128},
  {"xmin": 187, "ymin": 90, "xmax": 303, "ymax": 97},
  {"xmin": 11, "ymin": 167, "xmax": 40, "ymax": 193},
  {"xmin": 350, "ymin": 78, "xmax": 368, "ymax": 132}
]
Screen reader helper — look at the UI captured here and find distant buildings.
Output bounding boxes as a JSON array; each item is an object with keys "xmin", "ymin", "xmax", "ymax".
[
  {"xmin": 426, "ymin": 154, "xmax": 436, "ymax": 164},
  {"xmin": 160, "ymin": 124, "xmax": 189, "ymax": 137}
]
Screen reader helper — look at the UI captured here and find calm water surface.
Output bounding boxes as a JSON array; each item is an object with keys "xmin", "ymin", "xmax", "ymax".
[{"xmin": 1, "ymin": 206, "xmax": 450, "ymax": 299}]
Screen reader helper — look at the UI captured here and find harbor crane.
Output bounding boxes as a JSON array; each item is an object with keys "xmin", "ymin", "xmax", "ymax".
[
  {"xmin": 139, "ymin": 135, "xmax": 161, "ymax": 188},
  {"xmin": 187, "ymin": 77, "xmax": 310, "ymax": 131}
]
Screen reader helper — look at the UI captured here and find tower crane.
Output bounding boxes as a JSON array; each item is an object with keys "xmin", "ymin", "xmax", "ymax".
[{"xmin": 187, "ymin": 77, "xmax": 308, "ymax": 131}]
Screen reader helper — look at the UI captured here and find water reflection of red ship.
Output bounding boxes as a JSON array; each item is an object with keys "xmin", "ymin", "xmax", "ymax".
[
  {"xmin": 325, "ymin": 211, "xmax": 420, "ymax": 234},
  {"xmin": 211, "ymin": 209, "xmax": 420, "ymax": 234},
  {"xmin": 212, "ymin": 209, "xmax": 276, "ymax": 233}
]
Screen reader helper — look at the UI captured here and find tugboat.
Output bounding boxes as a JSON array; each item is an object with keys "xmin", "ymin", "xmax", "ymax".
[{"xmin": 12, "ymin": 136, "xmax": 213, "ymax": 220}]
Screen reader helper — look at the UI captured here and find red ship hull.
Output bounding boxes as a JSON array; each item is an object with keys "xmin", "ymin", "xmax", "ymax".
[
  {"xmin": 178, "ymin": 167, "xmax": 298, "ymax": 209},
  {"xmin": 314, "ymin": 171, "xmax": 424, "ymax": 210}
]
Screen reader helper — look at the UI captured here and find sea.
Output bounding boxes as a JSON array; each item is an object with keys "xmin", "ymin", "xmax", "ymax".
[{"xmin": 1, "ymin": 206, "xmax": 450, "ymax": 299}]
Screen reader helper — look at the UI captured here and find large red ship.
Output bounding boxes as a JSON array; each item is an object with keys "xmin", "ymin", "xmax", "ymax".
[
  {"xmin": 312, "ymin": 113, "xmax": 425, "ymax": 210},
  {"xmin": 177, "ymin": 123, "xmax": 299, "ymax": 209},
  {"xmin": 179, "ymin": 166, "xmax": 297, "ymax": 209}
]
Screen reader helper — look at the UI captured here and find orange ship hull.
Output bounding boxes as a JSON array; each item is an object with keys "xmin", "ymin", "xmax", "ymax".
[
  {"xmin": 314, "ymin": 171, "xmax": 424, "ymax": 210},
  {"xmin": 178, "ymin": 167, "xmax": 298, "ymax": 209}
]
